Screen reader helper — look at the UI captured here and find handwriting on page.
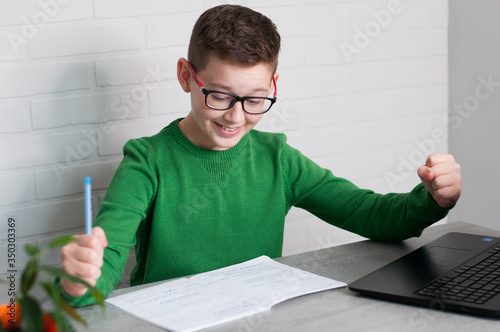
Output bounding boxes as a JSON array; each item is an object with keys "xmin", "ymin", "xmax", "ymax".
[{"xmin": 106, "ymin": 256, "xmax": 346, "ymax": 332}]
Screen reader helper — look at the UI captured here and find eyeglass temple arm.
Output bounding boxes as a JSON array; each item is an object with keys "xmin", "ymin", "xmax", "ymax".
[
  {"xmin": 272, "ymin": 76, "xmax": 277, "ymax": 98},
  {"xmin": 187, "ymin": 62, "xmax": 204, "ymax": 88}
]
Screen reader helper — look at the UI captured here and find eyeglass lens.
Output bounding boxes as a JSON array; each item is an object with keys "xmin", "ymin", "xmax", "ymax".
[{"xmin": 206, "ymin": 91, "xmax": 273, "ymax": 114}]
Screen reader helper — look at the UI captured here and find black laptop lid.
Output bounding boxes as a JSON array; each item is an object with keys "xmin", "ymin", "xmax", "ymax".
[{"xmin": 348, "ymin": 232, "xmax": 500, "ymax": 316}]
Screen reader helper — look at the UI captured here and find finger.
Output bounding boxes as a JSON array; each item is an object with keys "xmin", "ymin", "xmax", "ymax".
[
  {"xmin": 62, "ymin": 249, "xmax": 103, "ymax": 277},
  {"xmin": 430, "ymin": 172, "xmax": 461, "ymax": 191},
  {"xmin": 62, "ymin": 278, "xmax": 88, "ymax": 297},
  {"xmin": 427, "ymin": 163, "xmax": 452, "ymax": 178},
  {"xmin": 427, "ymin": 161, "xmax": 461, "ymax": 178},
  {"xmin": 425, "ymin": 153, "xmax": 456, "ymax": 167},
  {"xmin": 61, "ymin": 243, "xmax": 103, "ymax": 266},
  {"xmin": 76, "ymin": 246, "xmax": 104, "ymax": 267},
  {"xmin": 430, "ymin": 185, "xmax": 461, "ymax": 202},
  {"xmin": 62, "ymin": 257, "xmax": 102, "ymax": 287},
  {"xmin": 92, "ymin": 226, "xmax": 108, "ymax": 249},
  {"xmin": 73, "ymin": 233, "xmax": 103, "ymax": 251},
  {"xmin": 417, "ymin": 165, "xmax": 434, "ymax": 183}
]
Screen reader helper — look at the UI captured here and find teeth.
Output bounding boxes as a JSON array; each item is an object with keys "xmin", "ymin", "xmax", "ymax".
[{"xmin": 221, "ymin": 125, "xmax": 237, "ymax": 132}]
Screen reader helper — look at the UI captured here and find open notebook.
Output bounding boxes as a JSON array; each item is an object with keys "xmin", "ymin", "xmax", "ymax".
[{"xmin": 106, "ymin": 256, "xmax": 346, "ymax": 331}]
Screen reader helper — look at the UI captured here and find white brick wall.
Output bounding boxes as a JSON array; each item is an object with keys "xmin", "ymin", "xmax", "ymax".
[
  {"xmin": 29, "ymin": 22, "xmax": 144, "ymax": 59},
  {"xmin": 0, "ymin": 0, "xmax": 449, "ymax": 298},
  {"xmin": 0, "ymin": 0, "xmax": 89, "ymax": 26},
  {"xmin": 0, "ymin": 60, "xmax": 92, "ymax": 98}
]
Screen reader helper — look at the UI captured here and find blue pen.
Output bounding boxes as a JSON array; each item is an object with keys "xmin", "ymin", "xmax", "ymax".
[{"xmin": 84, "ymin": 176, "xmax": 93, "ymax": 235}]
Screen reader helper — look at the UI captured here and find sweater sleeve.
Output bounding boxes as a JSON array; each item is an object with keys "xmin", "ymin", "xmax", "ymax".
[
  {"xmin": 56, "ymin": 139, "xmax": 158, "ymax": 306},
  {"xmin": 281, "ymin": 141, "xmax": 450, "ymax": 242}
]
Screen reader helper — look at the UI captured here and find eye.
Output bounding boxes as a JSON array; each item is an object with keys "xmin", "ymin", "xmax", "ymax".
[
  {"xmin": 212, "ymin": 94, "xmax": 229, "ymax": 101},
  {"xmin": 211, "ymin": 92, "xmax": 232, "ymax": 101},
  {"xmin": 246, "ymin": 98, "xmax": 264, "ymax": 106}
]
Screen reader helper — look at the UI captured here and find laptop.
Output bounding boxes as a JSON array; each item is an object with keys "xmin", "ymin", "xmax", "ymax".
[{"xmin": 348, "ymin": 232, "xmax": 500, "ymax": 317}]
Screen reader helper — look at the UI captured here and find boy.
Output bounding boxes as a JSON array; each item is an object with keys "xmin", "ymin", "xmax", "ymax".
[{"xmin": 58, "ymin": 5, "xmax": 461, "ymax": 306}]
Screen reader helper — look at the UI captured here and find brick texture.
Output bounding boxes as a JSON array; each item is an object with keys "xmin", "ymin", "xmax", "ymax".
[{"xmin": 0, "ymin": 1, "xmax": 449, "ymax": 298}]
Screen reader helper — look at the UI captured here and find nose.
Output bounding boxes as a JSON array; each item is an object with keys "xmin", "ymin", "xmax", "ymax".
[{"xmin": 223, "ymin": 100, "xmax": 246, "ymax": 123}]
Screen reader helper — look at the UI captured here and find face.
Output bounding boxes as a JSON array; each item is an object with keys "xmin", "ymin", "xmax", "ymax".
[{"xmin": 178, "ymin": 56, "xmax": 278, "ymax": 151}]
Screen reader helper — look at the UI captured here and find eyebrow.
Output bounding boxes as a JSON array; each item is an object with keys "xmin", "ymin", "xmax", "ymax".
[{"xmin": 207, "ymin": 82, "xmax": 270, "ymax": 95}]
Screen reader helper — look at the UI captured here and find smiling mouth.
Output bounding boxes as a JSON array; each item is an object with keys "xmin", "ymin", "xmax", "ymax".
[
  {"xmin": 220, "ymin": 125, "xmax": 237, "ymax": 132},
  {"xmin": 215, "ymin": 122, "xmax": 243, "ymax": 136}
]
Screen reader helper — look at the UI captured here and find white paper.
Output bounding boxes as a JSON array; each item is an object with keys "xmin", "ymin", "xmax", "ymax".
[{"xmin": 106, "ymin": 256, "xmax": 346, "ymax": 332}]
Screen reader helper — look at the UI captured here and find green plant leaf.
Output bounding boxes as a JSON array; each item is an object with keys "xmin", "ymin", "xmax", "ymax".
[
  {"xmin": 60, "ymin": 302, "xmax": 88, "ymax": 326},
  {"xmin": 40, "ymin": 281, "xmax": 88, "ymax": 327},
  {"xmin": 52, "ymin": 309, "xmax": 77, "ymax": 332},
  {"xmin": 21, "ymin": 259, "xmax": 38, "ymax": 294},
  {"xmin": 41, "ymin": 266, "xmax": 89, "ymax": 287},
  {"xmin": 39, "ymin": 235, "xmax": 76, "ymax": 262},
  {"xmin": 49, "ymin": 235, "xmax": 77, "ymax": 248},
  {"xmin": 24, "ymin": 243, "xmax": 39, "ymax": 256},
  {"xmin": 90, "ymin": 287, "xmax": 105, "ymax": 305},
  {"xmin": 40, "ymin": 281, "xmax": 60, "ymax": 306},
  {"xmin": 48, "ymin": 288, "xmax": 74, "ymax": 332},
  {"xmin": 41, "ymin": 266, "xmax": 104, "ymax": 306},
  {"xmin": 40, "ymin": 281, "xmax": 91, "ymax": 329},
  {"xmin": 19, "ymin": 296, "xmax": 43, "ymax": 332}
]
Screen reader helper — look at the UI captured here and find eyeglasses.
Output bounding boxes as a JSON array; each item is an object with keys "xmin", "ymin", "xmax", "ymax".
[{"xmin": 188, "ymin": 62, "xmax": 277, "ymax": 114}]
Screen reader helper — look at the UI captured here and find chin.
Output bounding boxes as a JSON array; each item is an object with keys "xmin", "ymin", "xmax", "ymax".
[{"xmin": 212, "ymin": 136, "xmax": 242, "ymax": 150}]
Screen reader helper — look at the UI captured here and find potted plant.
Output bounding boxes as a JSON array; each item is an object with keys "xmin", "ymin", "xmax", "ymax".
[{"xmin": 1, "ymin": 236, "xmax": 104, "ymax": 332}]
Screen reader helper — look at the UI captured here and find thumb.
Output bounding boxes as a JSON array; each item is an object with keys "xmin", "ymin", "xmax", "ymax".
[
  {"xmin": 418, "ymin": 165, "xmax": 434, "ymax": 183},
  {"xmin": 92, "ymin": 226, "xmax": 108, "ymax": 249}
]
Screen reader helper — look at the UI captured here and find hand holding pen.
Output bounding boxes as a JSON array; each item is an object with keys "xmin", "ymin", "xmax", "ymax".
[{"xmin": 60, "ymin": 177, "xmax": 108, "ymax": 297}]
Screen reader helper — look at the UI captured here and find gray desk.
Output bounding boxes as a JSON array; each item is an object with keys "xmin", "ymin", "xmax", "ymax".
[{"xmin": 76, "ymin": 221, "xmax": 500, "ymax": 331}]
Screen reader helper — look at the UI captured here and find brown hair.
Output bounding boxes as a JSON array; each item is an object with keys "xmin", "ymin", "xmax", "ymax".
[{"xmin": 188, "ymin": 5, "xmax": 281, "ymax": 73}]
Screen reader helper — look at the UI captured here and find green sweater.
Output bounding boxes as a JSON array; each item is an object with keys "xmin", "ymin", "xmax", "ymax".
[{"xmin": 59, "ymin": 118, "xmax": 449, "ymax": 306}]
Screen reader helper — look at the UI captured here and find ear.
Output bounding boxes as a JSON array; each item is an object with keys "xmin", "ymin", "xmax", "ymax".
[
  {"xmin": 177, "ymin": 58, "xmax": 192, "ymax": 93},
  {"xmin": 273, "ymin": 72, "xmax": 279, "ymax": 84},
  {"xmin": 269, "ymin": 71, "xmax": 279, "ymax": 95}
]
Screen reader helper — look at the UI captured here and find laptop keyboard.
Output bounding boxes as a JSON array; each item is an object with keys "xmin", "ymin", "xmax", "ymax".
[{"xmin": 416, "ymin": 246, "xmax": 500, "ymax": 304}]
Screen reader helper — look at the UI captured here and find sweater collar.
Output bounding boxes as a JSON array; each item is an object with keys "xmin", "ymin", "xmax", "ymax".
[{"xmin": 169, "ymin": 118, "xmax": 249, "ymax": 160}]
